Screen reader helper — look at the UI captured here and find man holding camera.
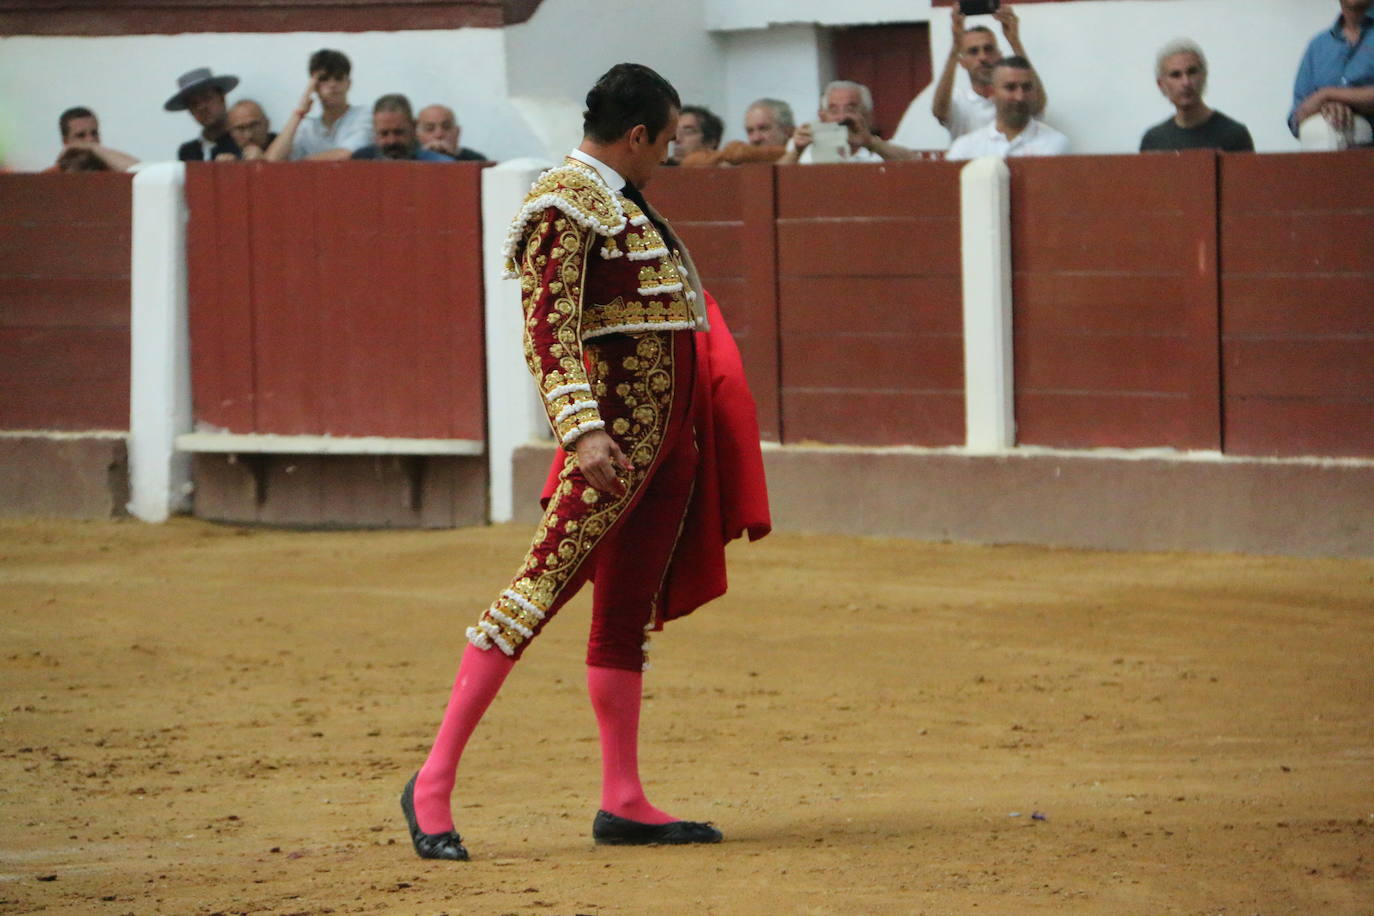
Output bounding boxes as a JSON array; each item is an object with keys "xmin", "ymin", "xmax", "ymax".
[
  {"xmin": 778, "ymin": 81, "xmax": 915, "ymax": 164},
  {"xmin": 932, "ymin": 1, "xmax": 1049, "ymax": 142}
]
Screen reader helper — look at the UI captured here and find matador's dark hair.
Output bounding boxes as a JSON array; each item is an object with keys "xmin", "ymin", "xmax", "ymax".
[{"xmin": 582, "ymin": 63, "xmax": 681, "ymax": 144}]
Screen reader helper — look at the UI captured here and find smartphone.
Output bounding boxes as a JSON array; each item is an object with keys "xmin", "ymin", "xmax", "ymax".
[{"xmin": 958, "ymin": 0, "xmax": 1000, "ymax": 15}]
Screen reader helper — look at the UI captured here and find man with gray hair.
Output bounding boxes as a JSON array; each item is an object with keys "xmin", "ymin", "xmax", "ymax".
[
  {"xmin": 1140, "ymin": 39, "xmax": 1253, "ymax": 152},
  {"xmin": 744, "ymin": 98, "xmax": 794, "ymax": 147},
  {"xmin": 780, "ymin": 80, "xmax": 916, "ymax": 164}
]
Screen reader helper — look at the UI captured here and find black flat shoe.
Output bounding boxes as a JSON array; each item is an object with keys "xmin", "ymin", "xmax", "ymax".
[
  {"xmin": 592, "ymin": 809, "xmax": 723, "ymax": 845},
  {"xmin": 400, "ymin": 773, "xmax": 469, "ymax": 861}
]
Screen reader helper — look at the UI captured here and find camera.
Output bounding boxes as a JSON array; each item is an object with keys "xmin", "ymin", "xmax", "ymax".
[{"xmin": 958, "ymin": 0, "xmax": 1001, "ymax": 15}]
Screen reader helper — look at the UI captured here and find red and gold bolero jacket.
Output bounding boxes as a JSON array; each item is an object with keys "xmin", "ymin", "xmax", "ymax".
[{"xmin": 502, "ymin": 157, "xmax": 708, "ymax": 448}]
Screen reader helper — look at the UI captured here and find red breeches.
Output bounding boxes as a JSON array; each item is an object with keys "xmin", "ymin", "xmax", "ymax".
[{"xmin": 466, "ymin": 330, "xmax": 697, "ymax": 670}]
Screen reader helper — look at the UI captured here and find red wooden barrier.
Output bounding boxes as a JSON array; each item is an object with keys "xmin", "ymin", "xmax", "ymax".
[
  {"xmin": 774, "ymin": 161, "xmax": 965, "ymax": 446},
  {"xmin": 651, "ymin": 166, "xmax": 781, "ymax": 440},
  {"xmin": 0, "ymin": 173, "xmax": 132, "ymax": 431},
  {"xmin": 1219, "ymin": 150, "xmax": 1374, "ymax": 458},
  {"xmin": 1009, "ymin": 152, "xmax": 1221, "ymax": 450},
  {"xmin": 186, "ymin": 161, "xmax": 486, "ymax": 442}
]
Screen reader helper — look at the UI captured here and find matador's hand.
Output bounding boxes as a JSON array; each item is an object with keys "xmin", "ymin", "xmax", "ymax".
[{"xmin": 575, "ymin": 429, "xmax": 633, "ymax": 497}]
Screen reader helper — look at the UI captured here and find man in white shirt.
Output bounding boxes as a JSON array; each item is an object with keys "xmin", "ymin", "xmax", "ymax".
[
  {"xmin": 779, "ymin": 80, "xmax": 914, "ymax": 164},
  {"xmin": 931, "ymin": 4, "xmax": 1049, "ymax": 142},
  {"xmin": 264, "ymin": 49, "xmax": 371, "ymax": 161},
  {"xmin": 946, "ymin": 56, "xmax": 1068, "ymax": 160}
]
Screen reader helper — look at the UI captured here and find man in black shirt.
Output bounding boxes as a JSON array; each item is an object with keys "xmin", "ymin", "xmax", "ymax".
[
  {"xmin": 415, "ymin": 104, "xmax": 488, "ymax": 161},
  {"xmin": 1140, "ymin": 40, "xmax": 1254, "ymax": 152},
  {"xmin": 165, "ymin": 67, "xmax": 241, "ymax": 161}
]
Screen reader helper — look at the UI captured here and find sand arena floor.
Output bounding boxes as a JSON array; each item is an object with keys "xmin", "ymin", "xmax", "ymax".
[{"xmin": 0, "ymin": 517, "xmax": 1371, "ymax": 915}]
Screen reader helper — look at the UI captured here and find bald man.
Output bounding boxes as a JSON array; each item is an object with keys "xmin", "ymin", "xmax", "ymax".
[
  {"xmin": 415, "ymin": 104, "xmax": 488, "ymax": 161},
  {"xmin": 221, "ymin": 99, "xmax": 277, "ymax": 160}
]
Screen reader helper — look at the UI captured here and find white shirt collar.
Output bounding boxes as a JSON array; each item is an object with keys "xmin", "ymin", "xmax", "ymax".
[
  {"xmin": 990, "ymin": 119, "xmax": 1038, "ymax": 145},
  {"xmin": 568, "ymin": 149, "xmax": 626, "ymax": 192}
]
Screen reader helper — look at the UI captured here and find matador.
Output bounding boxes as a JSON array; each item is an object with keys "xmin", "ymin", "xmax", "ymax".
[{"xmin": 400, "ymin": 63, "xmax": 770, "ymax": 859}]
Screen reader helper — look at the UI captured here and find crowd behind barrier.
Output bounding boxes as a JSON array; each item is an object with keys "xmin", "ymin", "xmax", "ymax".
[{"xmin": 17, "ymin": 1, "xmax": 1372, "ymax": 175}]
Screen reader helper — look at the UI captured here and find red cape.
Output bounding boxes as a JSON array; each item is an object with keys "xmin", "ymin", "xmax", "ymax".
[{"xmin": 540, "ymin": 292, "xmax": 772, "ymax": 625}]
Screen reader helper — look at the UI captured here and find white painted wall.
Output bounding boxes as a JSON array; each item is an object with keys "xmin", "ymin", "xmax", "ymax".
[
  {"xmin": 707, "ymin": 0, "xmax": 932, "ymax": 31},
  {"xmin": 502, "ymin": 0, "xmax": 726, "ymax": 158},
  {"xmin": 0, "ymin": 28, "xmax": 543, "ymax": 171},
  {"xmin": 895, "ymin": 0, "xmax": 1331, "ymax": 154}
]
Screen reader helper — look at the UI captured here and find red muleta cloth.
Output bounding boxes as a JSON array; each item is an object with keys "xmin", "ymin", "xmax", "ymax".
[{"xmin": 540, "ymin": 291, "xmax": 771, "ymax": 625}]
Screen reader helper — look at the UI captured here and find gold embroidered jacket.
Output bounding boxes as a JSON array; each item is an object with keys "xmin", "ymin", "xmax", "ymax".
[{"xmin": 503, "ymin": 157, "xmax": 708, "ymax": 447}]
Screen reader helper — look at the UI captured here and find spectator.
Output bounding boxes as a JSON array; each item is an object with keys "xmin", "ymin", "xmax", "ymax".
[
  {"xmin": 219, "ymin": 100, "xmax": 277, "ymax": 161},
  {"xmin": 946, "ymin": 56, "xmax": 1068, "ymax": 160},
  {"xmin": 931, "ymin": 4, "xmax": 1049, "ymax": 142},
  {"xmin": 1140, "ymin": 40, "xmax": 1254, "ymax": 152},
  {"xmin": 672, "ymin": 105, "xmax": 723, "ymax": 162},
  {"xmin": 780, "ymin": 80, "xmax": 915, "ymax": 164},
  {"xmin": 165, "ymin": 67, "xmax": 240, "ymax": 161},
  {"xmin": 55, "ymin": 148, "xmax": 110, "ymax": 172},
  {"xmin": 678, "ymin": 99, "xmax": 793, "ymax": 167},
  {"xmin": 265, "ymin": 49, "xmax": 371, "ymax": 161},
  {"xmin": 52, "ymin": 106, "xmax": 138, "ymax": 172},
  {"xmin": 1289, "ymin": 0, "xmax": 1374, "ymax": 149},
  {"xmin": 744, "ymin": 98, "xmax": 794, "ymax": 147},
  {"xmin": 415, "ymin": 104, "xmax": 488, "ymax": 161},
  {"xmin": 351, "ymin": 94, "xmax": 456, "ymax": 161}
]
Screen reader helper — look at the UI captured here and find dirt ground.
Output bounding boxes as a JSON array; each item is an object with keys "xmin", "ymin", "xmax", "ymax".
[{"xmin": 1, "ymin": 518, "xmax": 1371, "ymax": 915}]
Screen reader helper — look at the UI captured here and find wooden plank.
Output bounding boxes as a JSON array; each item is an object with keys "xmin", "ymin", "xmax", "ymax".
[
  {"xmin": 778, "ymin": 219, "xmax": 959, "ymax": 278},
  {"xmin": 186, "ymin": 163, "xmax": 257, "ymax": 433},
  {"xmin": 1220, "ymin": 211, "xmax": 1374, "ymax": 275},
  {"xmin": 1224, "ymin": 399, "xmax": 1374, "ymax": 459},
  {"xmin": 1222, "ymin": 276, "xmax": 1374, "ymax": 336},
  {"xmin": 0, "ymin": 223, "xmax": 130, "ymax": 278},
  {"xmin": 783, "ymin": 332, "xmax": 962, "ymax": 390},
  {"xmin": 738, "ymin": 166, "xmax": 780, "ymax": 441},
  {"xmin": 1014, "ymin": 273, "xmax": 1201, "ymax": 333},
  {"xmin": 0, "ymin": 328, "xmax": 128, "ymax": 430},
  {"xmin": 0, "ymin": 172, "xmax": 131, "ymax": 225},
  {"xmin": 669, "ymin": 224, "xmax": 743, "ymax": 279},
  {"xmin": 648, "ymin": 168, "xmax": 745, "ymax": 222},
  {"xmin": 777, "ymin": 161, "xmax": 961, "ymax": 219},
  {"xmin": 1224, "ymin": 340, "xmax": 1374, "ymax": 399},
  {"xmin": 177, "ymin": 432, "xmax": 483, "ymax": 454},
  {"xmin": 781, "ymin": 276, "xmax": 961, "ymax": 334},
  {"xmin": 1220, "ymin": 149, "xmax": 1374, "ymax": 212},
  {"xmin": 0, "ymin": 277, "xmax": 129, "ymax": 328},
  {"xmin": 251, "ymin": 162, "xmax": 330, "ymax": 434},
  {"xmin": 1015, "ymin": 332, "xmax": 1201, "ymax": 395},
  {"xmin": 0, "ymin": 327, "xmax": 128, "ymax": 382},
  {"xmin": 445, "ymin": 163, "xmax": 488, "ymax": 444},
  {"xmin": 0, "ymin": 379, "xmax": 129, "ymax": 431},
  {"xmin": 1011, "ymin": 151, "xmax": 1220, "ymax": 451},
  {"xmin": 782, "ymin": 389, "xmax": 963, "ymax": 447},
  {"xmin": 1016, "ymin": 392, "xmax": 1200, "ymax": 450},
  {"xmin": 1010, "ymin": 151, "xmax": 1217, "ymax": 213}
]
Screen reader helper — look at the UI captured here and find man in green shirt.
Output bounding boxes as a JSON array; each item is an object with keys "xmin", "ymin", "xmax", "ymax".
[{"xmin": 1140, "ymin": 39, "xmax": 1254, "ymax": 152}]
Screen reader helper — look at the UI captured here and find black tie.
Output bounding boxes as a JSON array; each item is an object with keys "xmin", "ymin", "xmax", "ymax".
[{"xmin": 621, "ymin": 183, "xmax": 672, "ymax": 243}]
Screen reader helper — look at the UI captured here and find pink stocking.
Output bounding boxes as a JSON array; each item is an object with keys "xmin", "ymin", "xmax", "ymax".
[
  {"xmin": 587, "ymin": 664, "xmax": 674, "ymax": 824},
  {"xmin": 413, "ymin": 643, "xmax": 515, "ymax": 833}
]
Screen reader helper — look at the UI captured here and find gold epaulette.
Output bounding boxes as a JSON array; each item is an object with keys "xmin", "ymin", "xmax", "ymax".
[{"xmin": 501, "ymin": 162, "xmax": 627, "ymax": 277}]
